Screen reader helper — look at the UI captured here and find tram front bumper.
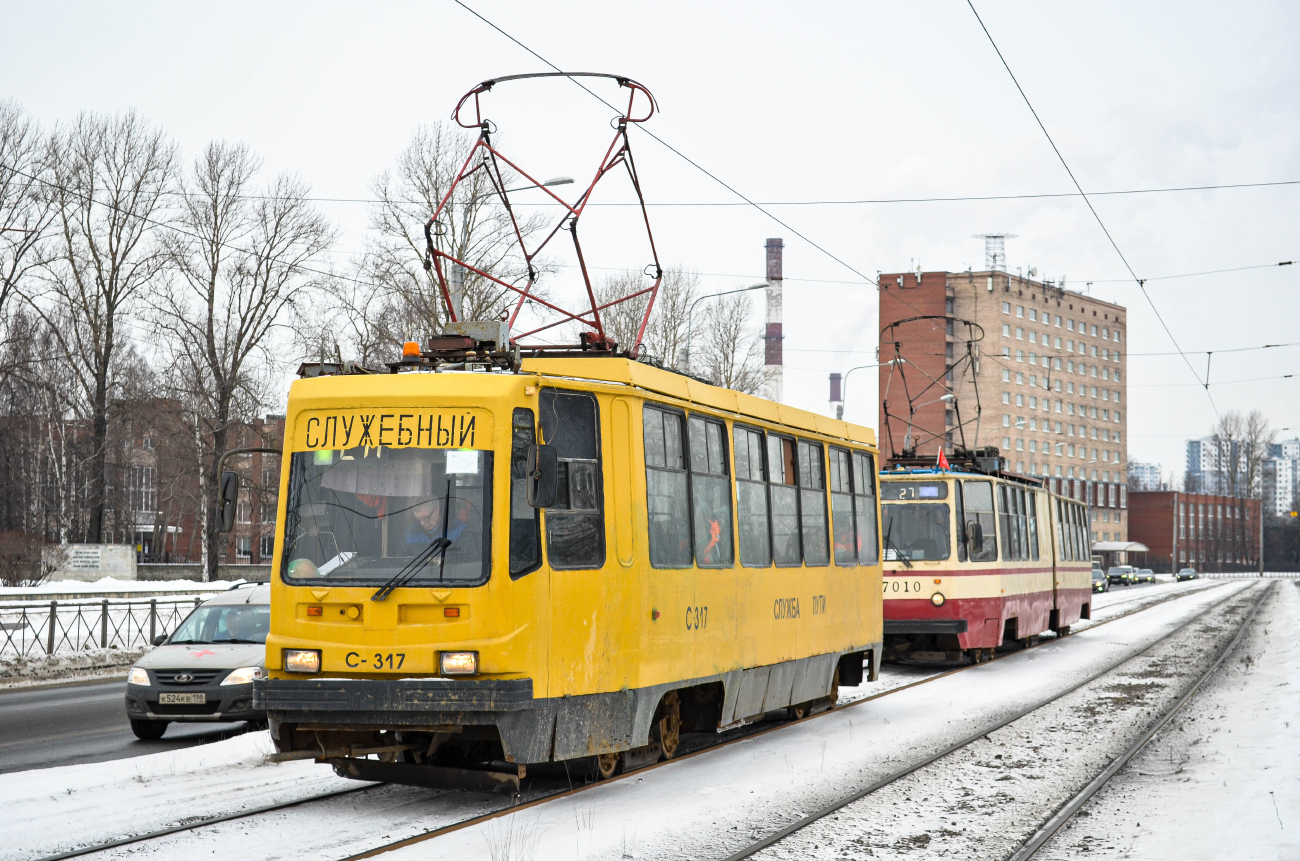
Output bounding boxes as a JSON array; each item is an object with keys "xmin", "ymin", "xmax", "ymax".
[{"xmin": 254, "ymin": 676, "xmax": 551, "ymax": 762}]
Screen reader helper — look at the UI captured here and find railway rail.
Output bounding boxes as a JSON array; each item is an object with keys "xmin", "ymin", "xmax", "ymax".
[
  {"xmin": 720, "ymin": 580, "xmax": 1267, "ymax": 861},
  {"xmin": 27, "ymin": 578, "xmax": 1245, "ymax": 861}
]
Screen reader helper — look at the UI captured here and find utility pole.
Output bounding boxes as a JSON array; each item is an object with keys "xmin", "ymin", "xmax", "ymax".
[{"xmin": 762, "ymin": 238, "xmax": 783, "ymax": 403}]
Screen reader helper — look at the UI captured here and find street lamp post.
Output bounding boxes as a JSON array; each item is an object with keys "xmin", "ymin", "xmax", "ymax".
[
  {"xmin": 679, "ymin": 282, "xmax": 768, "ymax": 374},
  {"xmin": 448, "ymin": 177, "xmax": 574, "ymax": 320},
  {"xmin": 834, "ymin": 359, "xmax": 902, "ymax": 420}
]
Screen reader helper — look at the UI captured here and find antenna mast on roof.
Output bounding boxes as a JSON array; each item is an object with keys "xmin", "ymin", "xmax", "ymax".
[{"xmin": 972, "ymin": 233, "xmax": 1017, "ymax": 272}]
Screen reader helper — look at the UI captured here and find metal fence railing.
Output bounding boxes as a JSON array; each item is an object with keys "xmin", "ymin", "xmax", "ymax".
[{"xmin": 0, "ymin": 597, "xmax": 202, "ymax": 659}]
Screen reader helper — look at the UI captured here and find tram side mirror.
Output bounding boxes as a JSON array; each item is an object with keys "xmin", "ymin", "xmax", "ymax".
[
  {"xmin": 966, "ymin": 520, "xmax": 984, "ymax": 548},
  {"xmin": 525, "ymin": 444, "xmax": 558, "ymax": 508},
  {"xmin": 218, "ymin": 471, "xmax": 240, "ymax": 533}
]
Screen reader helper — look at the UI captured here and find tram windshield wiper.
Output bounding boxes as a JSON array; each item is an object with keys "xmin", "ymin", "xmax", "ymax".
[
  {"xmin": 883, "ymin": 521, "xmax": 914, "ymax": 569},
  {"xmin": 370, "ymin": 537, "xmax": 451, "ymax": 602}
]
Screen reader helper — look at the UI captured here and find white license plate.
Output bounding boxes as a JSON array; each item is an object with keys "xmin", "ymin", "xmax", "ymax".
[{"xmin": 159, "ymin": 692, "xmax": 206, "ymax": 705}]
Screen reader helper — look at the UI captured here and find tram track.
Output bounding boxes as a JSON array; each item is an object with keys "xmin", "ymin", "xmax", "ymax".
[
  {"xmin": 28, "ymin": 579, "xmax": 1246, "ymax": 861},
  {"xmin": 720, "ymin": 580, "xmax": 1268, "ymax": 861}
]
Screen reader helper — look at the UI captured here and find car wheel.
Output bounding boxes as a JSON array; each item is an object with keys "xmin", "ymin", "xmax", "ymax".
[{"xmin": 131, "ymin": 719, "xmax": 168, "ymax": 740}]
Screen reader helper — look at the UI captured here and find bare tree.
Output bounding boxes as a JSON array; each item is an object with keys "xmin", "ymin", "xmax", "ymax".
[
  {"xmin": 1211, "ymin": 411, "xmax": 1245, "ymax": 496},
  {"xmin": 1242, "ymin": 409, "xmax": 1275, "ymax": 499},
  {"xmin": 357, "ymin": 123, "xmax": 549, "ymax": 355},
  {"xmin": 591, "ymin": 266, "xmax": 699, "ymax": 363},
  {"xmin": 157, "ymin": 141, "xmax": 333, "ymax": 580},
  {"xmin": 0, "ymin": 101, "xmax": 55, "ymax": 371},
  {"xmin": 695, "ymin": 293, "xmax": 764, "ymax": 394},
  {"xmin": 31, "ymin": 111, "xmax": 175, "ymax": 544}
]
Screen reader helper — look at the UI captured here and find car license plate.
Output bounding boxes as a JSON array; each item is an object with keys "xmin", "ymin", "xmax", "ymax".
[{"xmin": 159, "ymin": 692, "xmax": 205, "ymax": 705}]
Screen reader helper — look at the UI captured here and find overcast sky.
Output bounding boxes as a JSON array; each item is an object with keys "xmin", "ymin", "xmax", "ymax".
[{"xmin": 3, "ymin": 1, "xmax": 1297, "ymax": 479}]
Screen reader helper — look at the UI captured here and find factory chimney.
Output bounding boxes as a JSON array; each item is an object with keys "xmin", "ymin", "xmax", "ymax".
[{"xmin": 763, "ymin": 238, "xmax": 784, "ymax": 402}]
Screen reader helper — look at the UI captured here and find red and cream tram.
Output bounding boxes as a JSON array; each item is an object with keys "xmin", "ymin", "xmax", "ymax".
[{"xmin": 878, "ymin": 458, "xmax": 1092, "ymax": 662}]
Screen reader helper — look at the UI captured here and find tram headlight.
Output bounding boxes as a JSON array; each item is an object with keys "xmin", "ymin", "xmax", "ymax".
[
  {"xmin": 440, "ymin": 651, "xmax": 478, "ymax": 676},
  {"xmin": 128, "ymin": 666, "xmax": 150, "ymax": 686},
  {"xmin": 930, "ymin": 592, "xmax": 946, "ymax": 607},
  {"xmin": 284, "ymin": 649, "xmax": 321, "ymax": 673}
]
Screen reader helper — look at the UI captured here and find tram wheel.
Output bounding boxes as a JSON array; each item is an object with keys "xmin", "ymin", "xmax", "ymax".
[
  {"xmin": 969, "ymin": 649, "xmax": 982, "ymax": 664},
  {"xmin": 595, "ymin": 752, "xmax": 621, "ymax": 780},
  {"xmin": 655, "ymin": 690, "xmax": 682, "ymax": 760},
  {"xmin": 787, "ymin": 703, "xmax": 809, "ymax": 720}
]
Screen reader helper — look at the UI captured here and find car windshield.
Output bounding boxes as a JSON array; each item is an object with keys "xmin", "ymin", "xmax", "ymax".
[
  {"xmin": 281, "ymin": 446, "xmax": 492, "ymax": 586},
  {"xmin": 882, "ymin": 503, "xmax": 951, "ymax": 561},
  {"xmin": 168, "ymin": 604, "xmax": 269, "ymax": 645},
  {"xmin": 1092, "ymin": 570, "xmax": 1105, "ymax": 579}
]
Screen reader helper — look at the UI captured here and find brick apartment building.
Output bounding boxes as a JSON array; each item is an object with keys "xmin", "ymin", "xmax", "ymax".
[
  {"xmin": 1128, "ymin": 490, "xmax": 1261, "ymax": 572},
  {"xmin": 879, "ymin": 269, "xmax": 1129, "ymax": 543}
]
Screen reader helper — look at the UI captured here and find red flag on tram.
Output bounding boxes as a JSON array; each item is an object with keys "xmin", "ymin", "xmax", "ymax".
[{"xmin": 936, "ymin": 449, "xmax": 950, "ymax": 471}]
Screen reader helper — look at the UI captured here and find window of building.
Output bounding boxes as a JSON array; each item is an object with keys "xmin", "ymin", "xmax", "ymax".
[
  {"xmin": 1003, "ymin": 415, "xmax": 1011, "ymax": 427},
  {"xmin": 1002, "ymin": 369, "xmax": 1011, "ymax": 382},
  {"xmin": 1016, "ymin": 438, "xmax": 1024, "ymax": 451},
  {"xmin": 1002, "ymin": 302, "xmax": 1011, "ymax": 314},
  {"xmin": 1016, "ymin": 350, "xmax": 1024, "ymax": 362},
  {"xmin": 262, "ymin": 467, "xmax": 277, "ymax": 488},
  {"xmin": 236, "ymin": 498, "xmax": 252, "ymax": 524},
  {"xmin": 1002, "ymin": 392, "xmax": 1011, "ymax": 404},
  {"xmin": 1114, "ymin": 330, "xmax": 1121, "ymax": 343},
  {"xmin": 1016, "ymin": 394, "xmax": 1024, "ymax": 407},
  {"xmin": 1003, "ymin": 346, "xmax": 1011, "ymax": 358},
  {"xmin": 1016, "ymin": 327, "xmax": 1024, "ymax": 340},
  {"xmin": 797, "ymin": 441, "xmax": 829, "ymax": 566},
  {"xmin": 1016, "ymin": 305, "xmax": 1024, "ymax": 317},
  {"xmin": 1029, "ymin": 309, "xmax": 1037, "ymax": 322},
  {"xmin": 1002, "ymin": 323, "xmax": 1011, "ymax": 337},
  {"xmin": 260, "ymin": 502, "xmax": 276, "ymax": 525},
  {"xmin": 688, "ymin": 416, "xmax": 734, "ymax": 567},
  {"xmin": 1016, "ymin": 372, "xmax": 1023, "ymax": 385},
  {"xmin": 1055, "ymin": 315, "xmax": 1062, "ymax": 327},
  {"xmin": 645, "ymin": 406, "xmax": 691, "ymax": 567},
  {"xmin": 1003, "ymin": 436, "xmax": 1012, "ymax": 448},
  {"xmin": 541, "ymin": 389, "xmax": 605, "ymax": 569},
  {"xmin": 1090, "ymin": 324, "xmax": 1098, "ymax": 336},
  {"xmin": 1029, "ymin": 331, "xmax": 1036, "ymax": 345},
  {"xmin": 1029, "ymin": 396, "xmax": 1037, "ymax": 409},
  {"xmin": 1067, "ymin": 320, "xmax": 1075, "ymax": 332},
  {"xmin": 1102, "ymin": 328, "xmax": 1109, "ymax": 339},
  {"xmin": 236, "ymin": 537, "xmax": 252, "ymax": 558},
  {"xmin": 259, "ymin": 535, "xmax": 275, "ymax": 559}
]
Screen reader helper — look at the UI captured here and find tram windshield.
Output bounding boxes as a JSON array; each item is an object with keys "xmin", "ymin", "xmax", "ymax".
[
  {"xmin": 881, "ymin": 503, "xmax": 951, "ymax": 561},
  {"xmin": 280, "ymin": 447, "xmax": 492, "ymax": 586}
]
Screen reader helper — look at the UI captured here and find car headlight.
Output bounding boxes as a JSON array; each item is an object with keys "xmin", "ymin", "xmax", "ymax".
[
  {"xmin": 930, "ymin": 592, "xmax": 946, "ymax": 607},
  {"xmin": 128, "ymin": 667, "xmax": 150, "ymax": 686},
  {"xmin": 284, "ymin": 649, "xmax": 321, "ymax": 673},
  {"xmin": 440, "ymin": 651, "xmax": 478, "ymax": 676},
  {"xmin": 220, "ymin": 666, "xmax": 263, "ymax": 686}
]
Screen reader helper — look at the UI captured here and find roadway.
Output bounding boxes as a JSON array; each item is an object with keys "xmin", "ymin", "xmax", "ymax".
[{"xmin": 0, "ymin": 679, "xmax": 254, "ymax": 774}]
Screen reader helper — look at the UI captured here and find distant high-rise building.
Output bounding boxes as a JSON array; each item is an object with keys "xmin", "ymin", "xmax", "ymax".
[
  {"xmin": 1263, "ymin": 437, "xmax": 1300, "ymax": 517},
  {"xmin": 1129, "ymin": 461, "xmax": 1161, "ymax": 491},
  {"xmin": 877, "ymin": 265, "xmax": 1129, "ymax": 544}
]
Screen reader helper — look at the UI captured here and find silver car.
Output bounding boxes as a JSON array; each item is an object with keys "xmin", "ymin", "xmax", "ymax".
[{"xmin": 124, "ymin": 583, "xmax": 269, "ymax": 739}]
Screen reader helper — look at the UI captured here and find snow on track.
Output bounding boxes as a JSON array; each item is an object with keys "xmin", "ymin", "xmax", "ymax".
[{"xmin": 1036, "ymin": 579, "xmax": 1300, "ymax": 860}]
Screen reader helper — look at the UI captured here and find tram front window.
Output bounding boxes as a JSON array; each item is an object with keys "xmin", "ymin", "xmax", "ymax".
[
  {"xmin": 881, "ymin": 503, "xmax": 951, "ymax": 561},
  {"xmin": 281, "ymin": 447, "xmax": 492, "ymax": 586}
]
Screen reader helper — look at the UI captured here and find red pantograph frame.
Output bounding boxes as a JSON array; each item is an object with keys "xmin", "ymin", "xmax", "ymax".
[{"xmin": 423, "ymin": 73, "xmax": 663, "ymax": 356}]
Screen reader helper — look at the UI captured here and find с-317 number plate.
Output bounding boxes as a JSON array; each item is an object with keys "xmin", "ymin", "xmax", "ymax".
[{"xmin": 159, "ymin": 692, "xmax": 206, "ymax": 704}]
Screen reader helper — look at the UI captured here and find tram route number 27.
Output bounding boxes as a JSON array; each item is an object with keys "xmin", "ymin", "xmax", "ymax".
[
  {"xmin": 885, "ymin": 580, "xmax": 924, "ymax": 594},
  {"xmin": 345, "ymin": 651, "xmax": 406, "ymax": 669}
]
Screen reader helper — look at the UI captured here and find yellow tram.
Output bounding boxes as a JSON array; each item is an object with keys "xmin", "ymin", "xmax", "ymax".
[
  {"xmin": 878, "ymin": 460, "xmax": 1092, "ymax": 663},
  {"xmin": 251, "ymin": 354, "xmax": 883, "ymax": 787}
]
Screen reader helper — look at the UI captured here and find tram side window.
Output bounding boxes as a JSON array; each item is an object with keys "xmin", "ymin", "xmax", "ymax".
[
  {"xmin": 1055, "ymin": 499, "xmax": 1070, "ymax": 561},
  {"xmin": 644, "ymin": 406, "xmax": 692, "ymax": 568},
  {"xmin": 509, "ymin": 408, "xmax": 541, "ymax": 578},
  {"xmin": 733, "ymin": 426, "xmax": 772, "ymax": 567},
  {"xmin": 998, "ymin": 484, "xmax": 1025, "ymax": 561},
  {"xmin": 1074, "ymin": 504, "xmax": 1088, "ymax": 561},
  {"xmin": 961, "ymin": 480, "xmax": 998, "ymax": 562},
  {"xmin": 1065, "ymin": 500, "xmax": 1079, "ymax": 561},
  {"xmin": 954, "ymin": 480, "xmax": 967, "ymax": 563},
  {"xmin": 798, "ymin": 441, "xmax": 829, "ymax": 566},
  {"xmin": 829, "ymin": 448, "xmax": 857, "ymax": 566},
  {"xmin": 852, "ymin": 452, "xmax": 879, "ymax": 565},
  {"xmin": 1026, "ymin": 490, "xmax": 1040, "ymax": 560},
  {"xmin": 539, "ymin": 390, "xmax": 605, "ymax": 569},
  {"xmin": 767, "ymin": 435, "xmax": 802, "ymax": 566},
  {"xmin": 688, "ymin": 416, "xmax": 735, "ymax": 567}
]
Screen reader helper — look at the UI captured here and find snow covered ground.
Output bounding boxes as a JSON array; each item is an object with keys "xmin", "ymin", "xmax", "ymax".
[
  {"xmin": 3, "ymin": 579, "xmax": 1261, "ymax": 861},
  {"xmin": 1037, "ymin": 579, "xmax": 1299, "ymax": 860}
]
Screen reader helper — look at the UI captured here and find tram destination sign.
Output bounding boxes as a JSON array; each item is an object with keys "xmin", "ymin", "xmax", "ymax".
[{"xmin": 295, "ymin": 408, "xmax": 493, "ymax": 451}]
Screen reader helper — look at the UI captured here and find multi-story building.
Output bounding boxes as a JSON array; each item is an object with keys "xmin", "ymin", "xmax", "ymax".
[
  {"xmin": 1263, "ymin": 438, "xmax": 1300, "ymax": 517},
  {"xmin": 1128, "ymin": 490, "xmax": 1261, "ymax": 572},
  {"xmin": 1129, "ymin": 461, "xmax": 1162, "ymax": 491},
  {"xmin": 878, "ymin": 268, "xmax": 1129, "ymax": 543}
]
